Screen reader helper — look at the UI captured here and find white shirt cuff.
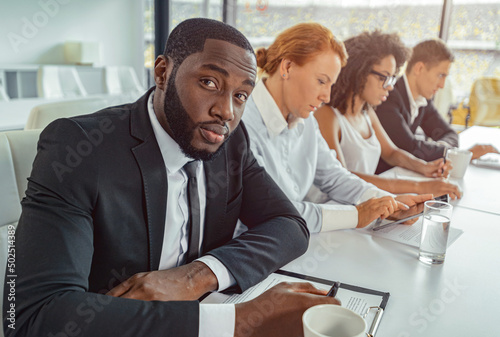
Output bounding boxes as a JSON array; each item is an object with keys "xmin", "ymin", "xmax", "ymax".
[
  {"xmin": 199, "ymin": 304, "xmax": 235, "ymax": 337},
  {"xmin": 358, "ymin": 188, "xmax": 394, "ymax": 203},
  {"xmin": 320, "ymin": 204, "xmax": 358, "ymax": 232},
  {"xmin": 196, "ymin": 255, "xmax": 236, "ymax": 291}
]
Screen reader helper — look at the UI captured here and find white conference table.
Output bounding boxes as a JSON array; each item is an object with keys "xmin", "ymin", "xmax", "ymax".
[
  {"xmin": 382, "ymin": 126, "xmax": 500, "ymax": 216},
  {"xmin": 381, "ymin": 163, "xmax": 500, "ymax": 215},
  {"xmin": 452, "ymin": 126, "xmax": 500, "ymax": 215},
  {"xmin": 282, "ymin": 126, "xmax": 500, "ymax": 336}
]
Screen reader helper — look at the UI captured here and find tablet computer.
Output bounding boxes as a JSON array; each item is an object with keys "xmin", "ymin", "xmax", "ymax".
[{"xmin": 371, "ymin": 194, "xmax": 448, "ymax": 231}]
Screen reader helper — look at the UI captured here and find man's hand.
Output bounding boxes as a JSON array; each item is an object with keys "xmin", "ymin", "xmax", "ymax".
[
  {"xmin": 469, "ymin": 144, "xmax": 499, "ymax": 160},
  {"xmin": 394, "ymin": 193, "xmax": 434, "ymax": 208},
  {"xmin": 387, "ymin": 202, "xmax": 425, "ymax": 225},
  {"xmin": 106, "ymin": 261, "xmax": 218, "ymax": 301},
  {"xmin": 421, "ymin": 158, "xmax": 452, "ymax": 178},
  {"xmin": 416, "ymin": 179, "xmax": 462, "ymax": 200},
  {"xmin": 234, "ymin": 282, "xmax": 341, "ymax": 337},
  {"xmin": 384, "ymin": 194, "xmax": 433, "ymax": 226},
  {"xmin": 356, "ymin": 196, "xmax": 408, "ymax": 228}
]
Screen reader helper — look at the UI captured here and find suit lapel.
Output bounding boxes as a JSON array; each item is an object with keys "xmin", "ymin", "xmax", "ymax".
[
  {"xmin": 130, "ymin": 88, "xmax": 167, "ymax": 271},
  {"xmin": 396, "ymin": 79, "xmax": 411, "ymax": 120},
  {"xmin": 202, "ymin": 149, "xmax": 228, "ymax": 254},
  {"xmin": 396, "ymin": 79, "xmax": 420, "ymax": 132}
]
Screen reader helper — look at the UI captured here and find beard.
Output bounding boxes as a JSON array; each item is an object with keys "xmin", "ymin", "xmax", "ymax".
[{"xmin": 163, "ymin": 73, "xmax": 228, "ymax": 162}]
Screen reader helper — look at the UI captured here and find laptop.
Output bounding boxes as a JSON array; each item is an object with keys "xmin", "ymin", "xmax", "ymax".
[{"xmin": 472, "ymin": 153, "xmax": 500, "ymax": 169}]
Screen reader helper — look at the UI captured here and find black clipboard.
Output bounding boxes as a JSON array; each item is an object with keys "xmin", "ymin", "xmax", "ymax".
[{"xmin": 275, "ymin": 270, "xmax": 389, "ymax": 337}]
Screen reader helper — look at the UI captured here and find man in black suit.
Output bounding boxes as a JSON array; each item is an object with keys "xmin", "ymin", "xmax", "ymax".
[
  {"xmin": 375, "ymin": 39, "xmax": 497, "ymax": 173},
  {"xmin": 4, "ymin": 18, "xmax": 338, "ymax": 337},
  {"xmin": 375, "ymin": 39, "xmax": 458, "ymax": 173}
]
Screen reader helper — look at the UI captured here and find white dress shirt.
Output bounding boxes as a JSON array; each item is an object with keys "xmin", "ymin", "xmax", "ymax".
[
  {"xmin": 147, "ymin": 92, "xmax": 235, "ymax": 337},
  {"xmin": 403, "ymin": 73, "xmax": 428, "ymax": 124},
  {"xmin": 402, "ymin": 74, "xmax": 453, "ymax": 147},
  {"xmin": 241, "ymin": 79, "xmax": 392, "ymax": 233}
]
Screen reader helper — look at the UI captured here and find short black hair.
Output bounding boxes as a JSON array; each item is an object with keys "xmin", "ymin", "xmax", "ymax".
[{"xmin": 164, "ymin": 18, "xmax": 255, "ymax": 67}]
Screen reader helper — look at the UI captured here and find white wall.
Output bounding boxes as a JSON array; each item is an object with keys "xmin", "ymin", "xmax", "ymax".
[{"xmin": 0, "ymin": 0, "xmax": 144, "ymax": 85}]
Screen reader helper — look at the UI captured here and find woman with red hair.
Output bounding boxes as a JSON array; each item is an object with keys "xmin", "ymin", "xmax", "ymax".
[{"xmin": 241, "ymin": 23, "xmax": 432, "ymax": 233}]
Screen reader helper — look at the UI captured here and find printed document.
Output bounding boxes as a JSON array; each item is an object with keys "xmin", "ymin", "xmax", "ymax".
[{"xmin": 202, "ymin": 271, "xmax": 385, "ymax": 318}]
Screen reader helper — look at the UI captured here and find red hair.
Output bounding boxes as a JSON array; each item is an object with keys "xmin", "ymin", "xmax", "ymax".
[{"xmin": 256, "ymin": 22, "xmax": 347, "ymax": 76}]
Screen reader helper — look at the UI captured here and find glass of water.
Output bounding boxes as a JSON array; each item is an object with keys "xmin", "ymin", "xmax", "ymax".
[{"xmin": 418, "ymin": 200, "xmax": 453, "ymax": 264}]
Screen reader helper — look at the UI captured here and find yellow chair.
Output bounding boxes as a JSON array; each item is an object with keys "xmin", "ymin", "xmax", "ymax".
[{"xmin": 450, "ymin": 77, "xmax": 500, "ymax": 127}]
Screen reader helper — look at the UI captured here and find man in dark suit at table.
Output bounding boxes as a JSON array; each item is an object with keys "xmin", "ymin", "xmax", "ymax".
[
  {"xmin": 375, "ymin": 39, "xmax": 497, "ymax": 173},
  {"xmin": 4, "ymin": 18, "xmax": 339, "ymax": 337}
]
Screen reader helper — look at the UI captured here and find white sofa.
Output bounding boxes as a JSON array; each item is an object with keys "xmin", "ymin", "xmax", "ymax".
[
  {"xmin": 24, "ymin": 94, "xmax": 138, "ymax": 130},
  {"xmin": 25, "ymin": 97, "xmax": 110, "ymax": 130},
  {"xmin": 0, "ymin": 129, "xmax": 41, "ymax": 337}
]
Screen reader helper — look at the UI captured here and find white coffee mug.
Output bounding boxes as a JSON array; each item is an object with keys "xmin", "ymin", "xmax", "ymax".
[
  {"xmin": 446, "ymin": 148, "xmax": 472, "ymax": 179},
  {"xmin": 303, "ymin": 305, "xmax": 367, "ymax": 337}
]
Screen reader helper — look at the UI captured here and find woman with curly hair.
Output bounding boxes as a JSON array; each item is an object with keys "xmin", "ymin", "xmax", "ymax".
[{"xmin": 314, "ymin": 31, "xmax": 461, "ymax": 199}]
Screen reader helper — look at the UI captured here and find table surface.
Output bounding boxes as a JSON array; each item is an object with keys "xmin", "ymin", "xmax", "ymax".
[
  {"xmin": 382, "ymin": 126, "xmax": 500, "ymax": 215},
  {"xmin": 283, "ymin": 126, "xmax": 500, "ymax": 336},
  {"xmin": 458, "ymin": 125, "xmax": 500, "ymax": 150}
]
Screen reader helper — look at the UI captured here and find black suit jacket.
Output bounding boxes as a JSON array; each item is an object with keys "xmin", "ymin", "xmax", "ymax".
[
  {"xmin": 4, "ymin": 89, "xmax": 308, "ymax": 337},
  {"xmin": 375, "ymin": 78, "xmax": 458, "ymax": 173}
]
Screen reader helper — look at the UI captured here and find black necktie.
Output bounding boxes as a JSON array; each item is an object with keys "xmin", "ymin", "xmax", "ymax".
[{"xmin": 183, "ymin": 161, "xmax": 200, "ymax": 263}]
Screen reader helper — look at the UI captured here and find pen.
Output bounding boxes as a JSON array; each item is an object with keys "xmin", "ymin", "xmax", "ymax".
[
  {"xmin": 442, "ymin": 148, "xmax": 447, "ymax": 176},
  {"xmin": 372, "ymin": 212, "xmax": 423, "ymax": 231},
  {"xmin": 326, "ymin": 281, "xmax": 341, "ymax": 297}
]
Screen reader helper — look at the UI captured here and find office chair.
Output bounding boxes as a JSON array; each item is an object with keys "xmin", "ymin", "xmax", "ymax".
[
  {"xmin": 104, "ymin": 66, "xmax": 144, "ymax": 98},
  {"xmin": 37, "ymin": 65, "xmax": 88, "ymax": 99}
]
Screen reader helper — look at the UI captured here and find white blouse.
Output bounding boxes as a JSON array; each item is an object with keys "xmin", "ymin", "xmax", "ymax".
[{"xmin": 333, "ymin": 107, "xmax": 382, "ymax": 175}]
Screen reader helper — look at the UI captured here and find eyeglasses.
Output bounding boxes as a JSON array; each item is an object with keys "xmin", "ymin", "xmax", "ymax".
[{"xmin": 370, "ymin": 70, "xmax": 397, "ymax": 89}]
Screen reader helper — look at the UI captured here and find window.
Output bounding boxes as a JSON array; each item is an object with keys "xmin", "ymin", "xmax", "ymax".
[
  {"xmin": 143, "ymin": 0, "xmax": 223, "ymax": 87},
  {"xmin": 170, "ymin": 0, "xmax": 223, "ymax": 31},
  {"xmin": 144, "ymin": 0, "xmax": 155, "ymax": 87},
  {"xmin": 234, "ymin": 0, "xmax": 443, "ymax": 48},
  {"xmin": 447, "ymin": 0, "xmax": 500, "ymax": 100},
  {"xmin": 147, "ymin": 0, "xmax": 499, "ymax": 117}
]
